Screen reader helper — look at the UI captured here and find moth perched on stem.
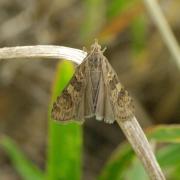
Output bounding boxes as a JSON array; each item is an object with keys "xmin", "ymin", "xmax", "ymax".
[{"xmin": 52, "ymin": 40, "xmax": 134, "ymax": 123}]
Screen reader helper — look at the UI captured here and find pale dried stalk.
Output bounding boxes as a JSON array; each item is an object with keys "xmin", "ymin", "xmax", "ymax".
[
  {"xmin": 0, "ymin": 45, "xmax": 87, "ymax": 64},
  {"xmin": 143, "ymin": 0, "xmax": 180, "ymax": 70},
  {"xmin": 0, "ymin": 45, "xmax": 165, "ymax": 179},
  {"xmin": 117, "ymin": 116, "xmax": 165, "ymax": 180}
]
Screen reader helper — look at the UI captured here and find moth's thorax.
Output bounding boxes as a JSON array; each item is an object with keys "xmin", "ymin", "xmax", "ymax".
[
  {"xmin": 88, "ymin": 50, "xmax": 104, "ymax": 70},
  {"xmin": 87, "ymin": 50, "xmax": 104, "ymax": 108}
]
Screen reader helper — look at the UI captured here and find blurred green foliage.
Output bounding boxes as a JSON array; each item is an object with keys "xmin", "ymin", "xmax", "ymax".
[
  {"xmin": 107, "ymin": 0, "xmax": 136, "ymax": 19},
  {"xmin": 98, "ymin": 125, "xmax": 180, "ymax": 180},
  {"xmin": 0, "ymin": 136, "xmax": 44, "ymax": 180},
  {"xmin": 80, "ymin": 0, "xmax": 105, "ymax": 42},
  {"xmin": 131, "ymin": 15, "xmax": 147, "ymax": 55},
  {"xmin": 1, "ymin": 124, "xmax": 180, "ymax": 180}
]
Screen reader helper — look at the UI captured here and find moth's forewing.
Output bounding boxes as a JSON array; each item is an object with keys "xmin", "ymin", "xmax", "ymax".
[
  {"xmin": 51, "ymin": 60, "xmax": 87, "ymax": 123},
  {"xmin": 102, "ymin": 58, "xmax": 134, "ymax": 121}
]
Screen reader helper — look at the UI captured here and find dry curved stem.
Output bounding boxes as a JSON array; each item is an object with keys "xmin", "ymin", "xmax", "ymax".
[
  {"xmin": 117, "ymin": 116, "xmax": 165, "ymax": 180},
  {"xmin": 143, "ymin": 0, "xmax": 180, "ymax": 70},
  {"xmin": 0, "ymin": 45, "xmax": 165, "ymax": 179},
  {"xmin": 0, "ymin": 45, "xmax": 87, "ymax": 64}
]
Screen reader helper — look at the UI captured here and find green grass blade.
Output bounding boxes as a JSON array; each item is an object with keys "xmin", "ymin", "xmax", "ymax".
[
  {"xmin": 125, "ymin": 144, "xmax": 180, "ymax": 179},
  {"xmin": 46, "ymin": 60, "xmax": 82, "ymax": 180},
  {"xmin": 99, "ymin": 125, "xmax": 180, "ymax": 179},
  {"xmin": 0, "ymin": 136, "xmax": 44, "ymax": 180},
  {"xmin": 148, "ymin": 125, "xmax": 180, "ymax": 143},
  {"xmin": 98, "ymin": 144, "xmax": 134, "ymax": 180},
  {"xmin": 157, "ymin": 144, "xmax": 180, "ymax": 168},
  {"xmin": 125, "ymin": 158, "xmax": 148, "ymax": 180}
]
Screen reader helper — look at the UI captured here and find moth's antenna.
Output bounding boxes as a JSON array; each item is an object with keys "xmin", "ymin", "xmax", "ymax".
[
  {"xmin": 83, "ymin": 46, "xmax": 88, "ymax": 52},
  {"xmin": 94, "ymin": 39, "xmax": 106, "ymax": 53},
  {"xmin": 91, "ymin": 39, "xmax": 101, "ymax": 51},
  {"xmin": 102, "ymin": 46, "xmax": 107, "ymax": 53}
]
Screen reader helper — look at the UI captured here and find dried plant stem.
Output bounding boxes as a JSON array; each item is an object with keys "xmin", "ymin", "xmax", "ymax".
[
  {"xmin": 0, "ymin": 45, "xmax": 165, "ymax": 179},
  {"xmin": 143, "ymin": 0, "xmax": 180, "ymax": 70},
  {"xmin": 117, "ymin": 116, "xmax": 165, "ymax": 180},
  {"xmin": 0, "ymin": 45, "xmax": 87, "ymax": 64}
]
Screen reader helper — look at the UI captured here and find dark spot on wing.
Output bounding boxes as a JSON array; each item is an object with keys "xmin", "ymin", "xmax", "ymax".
[
  {"xmin": 119, "ymin": 87, "xmax": 126, "ymax": 96},
  {"xmin": 117, "ymin": 87, "xmax": 128, "ymax": 106},
  {"xmin": 70, "ymin": 76, "xmax": 83, "ymax": 91},
  {"xmin": 61, "ymin": 90, "xmax": 73, "ymax": 109},
  {"xmin": 109, "ymin": 75, "xmax": 118, "ymax": 90}
]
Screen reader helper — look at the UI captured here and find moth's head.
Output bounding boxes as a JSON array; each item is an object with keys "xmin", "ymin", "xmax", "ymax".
[
  {"xmin": 90, "ymin": 39, "xmax": 107, "ymax": 55},
  {"xmin": 90, "ymin": 39, "xmax": 102, "ymax": 52}
]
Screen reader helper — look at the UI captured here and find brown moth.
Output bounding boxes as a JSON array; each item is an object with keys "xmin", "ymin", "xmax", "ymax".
[{"xmin": 51, "ymin": 41, "xmax": 134, "ymax": 124}]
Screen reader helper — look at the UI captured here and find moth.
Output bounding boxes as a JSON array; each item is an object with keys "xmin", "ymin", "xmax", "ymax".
[{"xmin": 51, "ymin": 41, "xmax": 134, "ymax": 124}]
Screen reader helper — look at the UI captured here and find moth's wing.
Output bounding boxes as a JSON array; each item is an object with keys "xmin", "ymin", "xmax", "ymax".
[
  {"xmin": 103, "ymin": 83, "xmax": 116, "ymax": 123},
  {"xmin": 102, "ymin": 58, "xmax": 134, "ymax": 122},
  {"xmin": 84, "ymin": 70, "xmax": 94, "ymax": 118},
  {"xmin": 76, "ymin": 64, "xmax": 94, "ymax": 120},
  {"xmin": 94, "ymin": 72, "xmax": 104, "ymax": 121},
  {"xmin": 51, "ymin": 60, "xmax": 91, "ymax": 123},
  {"xmin": 94, "ymin": 70, "xmax": 116, "ymax": 124}
]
